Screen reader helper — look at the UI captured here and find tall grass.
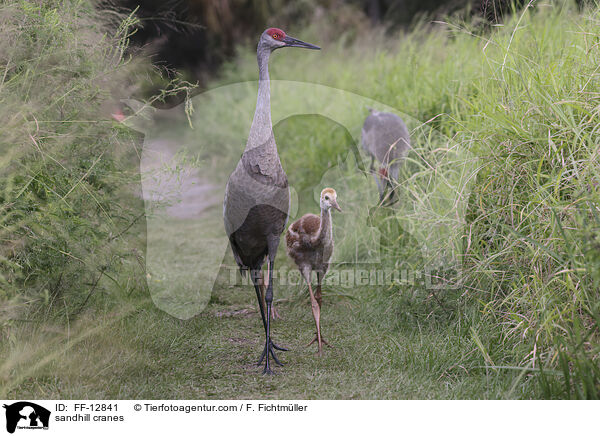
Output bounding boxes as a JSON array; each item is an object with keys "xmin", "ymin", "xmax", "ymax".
[
  {"xmin": 451, "ymin": 2, "xmax": 600, "ymax": 398},
  {"xmin": 0, "ymin": 0, "xmax": 156, "ymax": 322},
  {"xmin": 0, "ymin": 0, "xmax": 190, "ymax": 396}
]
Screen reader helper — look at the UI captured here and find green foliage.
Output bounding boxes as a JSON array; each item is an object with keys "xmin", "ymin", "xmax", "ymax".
[{"xmin": 0, "ymin": 0, "xmax": 149, "ymax": 320}]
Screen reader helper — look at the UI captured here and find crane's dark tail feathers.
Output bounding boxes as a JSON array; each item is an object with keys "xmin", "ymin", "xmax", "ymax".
[{"xmin": 228, "ymin": 237, "xmax": 248, "ymax": 277}]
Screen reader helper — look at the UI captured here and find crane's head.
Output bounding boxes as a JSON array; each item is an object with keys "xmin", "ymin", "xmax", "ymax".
[
  {"xmin": 320, "ymin": 188, "xmax": 341, "ymax": 212},
  {"xmin": 260, "ymin": 28, "xmax": 320, "ymax": 51}
]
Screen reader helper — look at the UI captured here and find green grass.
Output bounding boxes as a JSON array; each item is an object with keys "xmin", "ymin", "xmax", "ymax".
[
  {"xmin": 3, "ymin": 275, "xmax": 530, "ymax": 399},
  {"xmin": 2, "ymin": 0, "xmax": 600, "ymax": 399}
]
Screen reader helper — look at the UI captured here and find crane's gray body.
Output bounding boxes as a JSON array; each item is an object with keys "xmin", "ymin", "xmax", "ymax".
[
  {"xmin": 223, "ymin": 36, "xmax": 290, "ymax": 273},
  {"xmin": 223, "ymin": 142, "xmax": 289, "ymax": 272},
  {"xmin": 361, "ymin": 108, "xmax": 410, "ymax": 200}
]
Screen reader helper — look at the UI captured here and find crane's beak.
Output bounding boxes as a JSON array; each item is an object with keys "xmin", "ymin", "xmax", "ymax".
[
  {"xmin": 282, "ymin": 35, "xmax": 321, "ymax": 50},
  {"xmin": 332, "ymin": 200, "xmax": 342, "ymax": 212}
]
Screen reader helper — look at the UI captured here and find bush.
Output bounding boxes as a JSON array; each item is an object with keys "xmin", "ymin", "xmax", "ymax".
[{"xmin": 0, "ymin": 0, "xmax": 148, "ymax": 321}]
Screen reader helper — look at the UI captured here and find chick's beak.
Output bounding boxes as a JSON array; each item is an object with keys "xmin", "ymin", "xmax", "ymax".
[
  {"xmin": 282, "ymin": 35, "xmax": 321, "ymax": 50},
  {"xmin": 332, "ymin": 200, "xmax": 342, "ymax": 212}
]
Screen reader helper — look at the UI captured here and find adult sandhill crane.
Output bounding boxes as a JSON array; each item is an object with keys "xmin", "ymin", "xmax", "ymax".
[
  {"xmin": 223, "ymin": 28, "xmax": 320, "ymax": 374},
  {"xmin": 286, "ymin": 188, "xmax": 341, "ymax": 356},
  {"xmin": 361, "ymin": 108, "xmax": 410, "ymax": 204}
]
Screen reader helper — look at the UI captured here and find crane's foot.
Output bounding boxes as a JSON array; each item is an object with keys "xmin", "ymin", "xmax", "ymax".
[
  {"xmin": 306, "ymin": 333, "xmax": 333, "ymax": 351},
  {"xmin": 271, "ymin": 305, "xmax": 283, "ymax": 320},
  {"xmin": 256, "ymin": 338, "xmax": 288, "ymax": 371}
]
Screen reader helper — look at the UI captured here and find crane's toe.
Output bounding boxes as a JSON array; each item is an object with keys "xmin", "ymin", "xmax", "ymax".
[
  {"xmin": 272, "ymin": 342, "xmax": 289, "ymax": 351},
  {"xmin": 271, "ymin": 305, "xmax": 283, "ymax": 320},
  {"xmin": 262, "ymin": 367, "xmax": 275, "ymax": 375},
  {"xmin": 257, "ymin": 338, "xmax": 288, "ymax": 372},
  {"xmin": 306, "ymin": 333, "xmax": 333, "ymax": 352}
]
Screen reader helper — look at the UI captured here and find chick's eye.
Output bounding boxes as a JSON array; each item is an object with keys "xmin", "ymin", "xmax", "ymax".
[{"xmin": 325, "ymin": 196, "xmax": 329, "ymax": 200}]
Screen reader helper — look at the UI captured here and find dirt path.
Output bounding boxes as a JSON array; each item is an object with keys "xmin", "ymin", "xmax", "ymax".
[
  {"xmin": 140, "ymin": 138, "xmax": 228, "ymax": 319},
  {"xmin": 140, "ymin": 138, "xmax": 221, "ymax": 219}
]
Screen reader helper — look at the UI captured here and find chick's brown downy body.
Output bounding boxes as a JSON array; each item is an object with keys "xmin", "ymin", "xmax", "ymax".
[{"xmin": 286, "ymin": 188, "xmax": 341, "ymax": 355}]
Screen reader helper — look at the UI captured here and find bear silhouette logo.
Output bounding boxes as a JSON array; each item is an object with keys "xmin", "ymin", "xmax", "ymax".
[{"xmin": 3, "ymin": 402, "xmax": 50, "ymax": 433}]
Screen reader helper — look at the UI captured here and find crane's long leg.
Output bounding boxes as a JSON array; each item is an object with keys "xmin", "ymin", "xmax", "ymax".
[
  {"xmin": 315, "ymin": 270, "xmax": 323, "ymax": 310},
  {"xmin": 253, "ymin": 270, "xmax": 287, "ymax": 369},
  {"xmin": 263, "ymin": 257, "xmax": 277, "ymax": 373},
  {"xmin": 383, "ymin": 163, "xmax": 399, "ymax": 206},
  {"xmin": 385, "ymin": 185, "xmax": 396, "ymax": 206},
  {"xmin": 302, "ymin": 268, "xmax": 323, "ymax": 356},
  {"xmin": 259, "ymin": 237, "xmax": 288, "ymax": 374},
  {"xmin": 255, "ymin": 270, "xmax": 266, "ymax": 320},
  {"xmin": 307, "ymin": 270, "xmax": 332, "ymax": 349},
  {"xmin": 316, "ymin": 271, "xmax": 332, "ymax": 347},
  {"xmin": 379, "ymin": 171, "xmax": 390, "ymax": 204},
  {"xmin": 261, "ymin": 261, "xmax": 282, "ymax": 320},
  {"xmin": 252, "ymin": 270, "xmax": 270, "ymax": 367},
  {"xmin": 383, "ymin": 178, "xmax": 397, "ymax": 206},
  {"xmin": 369, "ymin": 157, "xmax": 384, "ymax": 201},
  {"xmin": 252, "ymin": 270, "xmax": 268, "ymax": 340}
]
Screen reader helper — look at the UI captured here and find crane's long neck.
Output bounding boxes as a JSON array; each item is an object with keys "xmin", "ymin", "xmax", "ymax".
[
  {"xmin": 316, "ymin": 206, "xmax": 332, "ymax": 245},
  {"xmin": 246, "ymin": 46, "xmax": 273, "ymax": 150}
]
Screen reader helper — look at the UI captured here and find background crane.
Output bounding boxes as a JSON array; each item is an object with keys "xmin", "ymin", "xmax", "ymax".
[{"xmin": 361, "ymin": 108, "xmax": 410, "ymax": 204}]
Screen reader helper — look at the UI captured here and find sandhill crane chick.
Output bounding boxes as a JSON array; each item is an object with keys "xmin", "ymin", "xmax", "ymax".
[{"xmin": 286, "ymin": 188, "xmax": 341, "ymax": 356}]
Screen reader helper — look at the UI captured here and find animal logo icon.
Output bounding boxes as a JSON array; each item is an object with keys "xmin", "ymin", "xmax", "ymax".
[{"xmin": 3, "ymin": 402, "xmax": 50, "ymax": 433}]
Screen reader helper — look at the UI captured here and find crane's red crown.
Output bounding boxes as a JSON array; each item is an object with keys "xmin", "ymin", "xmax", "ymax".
[{"xmin": 266, "ymin": 28, "xmax": 286, "ymax": 40}]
